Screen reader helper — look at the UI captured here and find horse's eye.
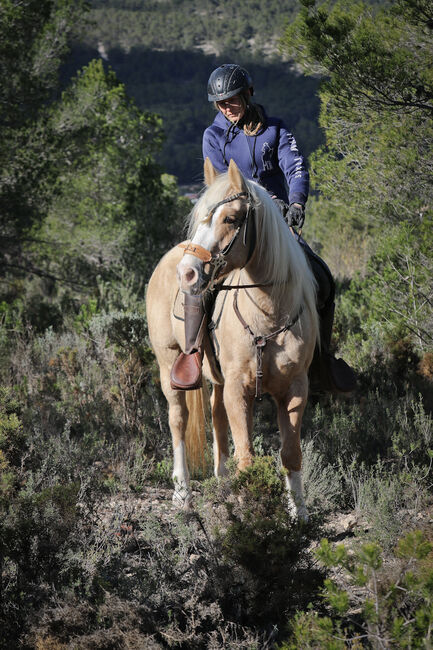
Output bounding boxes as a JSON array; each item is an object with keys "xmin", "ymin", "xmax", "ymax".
[{"xmin": 223, "ymin": 216, "xmax": 236, "ymax": 225}]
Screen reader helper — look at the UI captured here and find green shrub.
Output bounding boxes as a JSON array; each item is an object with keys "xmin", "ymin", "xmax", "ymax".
[
  {"xmin": 340, "ymin": 459, "xmax": 429, "ymax": 550},
  {"xmin": 282, "ymin": 531, "xmax": 433, "ymax": 649},
  {"xmin": 200, "ymin": 457, "xmax": 325, "ymax": 628},
  {"xmin": 301, "ymin": 440, "xmax": 343, "ymax": 514},
  {"xmin": 392, "ymin": 394, "xmax": 433, "ymax": 470}
]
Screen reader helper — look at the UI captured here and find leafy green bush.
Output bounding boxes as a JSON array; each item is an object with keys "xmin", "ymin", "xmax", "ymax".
[
  {"xmin": 200, "ymin": 457, "xmax": 325, "ymax": 629},
  {"xmin": 282, "ymin": 531, "xmax": 433, "ymax": 649}
]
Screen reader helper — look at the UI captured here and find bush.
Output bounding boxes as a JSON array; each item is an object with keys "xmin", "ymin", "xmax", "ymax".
[
  {"xmin": 301, "ymin": 439, "xmax": 343, "ymax": 515},
  {"xmin": 199, "ymin": 457, "xmax": 326, "ymax": 629},
  {"xmin": 340, "ymin": 459, "xmax": 430, "ymax": 550},
  {"xmin": 282, "ymin": 530, "xmax": 433, "ymax": 649},
  {"xmin": 21, "ymin": 457, "xmax": 328, "ymax": 648}
]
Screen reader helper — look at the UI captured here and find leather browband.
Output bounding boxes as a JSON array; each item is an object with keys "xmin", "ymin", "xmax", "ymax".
[{"xmin": 178, "ymin": 242, "xmax": 212, "ymax": 262}]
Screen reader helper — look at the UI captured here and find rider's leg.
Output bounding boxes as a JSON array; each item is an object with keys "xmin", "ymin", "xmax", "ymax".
[
  {"xmin": 297, "ymin": 237, "xmax": 357, "ymax": 393},
  {"xmin": 170, "ymin": 293, "xmax": 206, "ymax": 390}
]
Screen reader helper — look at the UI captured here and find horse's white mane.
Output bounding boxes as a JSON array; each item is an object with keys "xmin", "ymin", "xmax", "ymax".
[{"xmin": 188, "ymin": 171, "xmax": 318, "ymax": 324}]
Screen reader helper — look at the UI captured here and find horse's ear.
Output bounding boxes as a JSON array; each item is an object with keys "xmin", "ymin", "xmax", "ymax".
[
  {"xmin": 204, "ymin": 157, "xmax": 218, "ymax": 186},
  {"xmin": 228, "ymin": 158, "xmax": 247, "ymax": 193}
]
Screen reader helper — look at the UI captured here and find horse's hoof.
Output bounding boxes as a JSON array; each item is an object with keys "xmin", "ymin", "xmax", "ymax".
[{"xmin": 172, "ymin": 488, "xmax": 193, "ymax": 511}]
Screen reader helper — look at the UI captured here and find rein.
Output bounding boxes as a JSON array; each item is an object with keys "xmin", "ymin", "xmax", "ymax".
[{"xmin": 233, "ymin": 288, "xmax": 303, "ymax": 400}]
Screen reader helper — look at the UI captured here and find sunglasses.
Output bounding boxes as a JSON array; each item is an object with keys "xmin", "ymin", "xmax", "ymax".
[{"xmin": 217, "ymin": 97, "xmax": 243, "ymax": 109}]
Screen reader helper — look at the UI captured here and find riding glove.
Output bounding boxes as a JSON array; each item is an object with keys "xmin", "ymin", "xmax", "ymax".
[
  {"xmin": 273, "ymin": 198, "xmax": 305, "ymax": 229},
  {"xmin": 287, "ymin": 203, "xmax": 305, "ymax": 229}
]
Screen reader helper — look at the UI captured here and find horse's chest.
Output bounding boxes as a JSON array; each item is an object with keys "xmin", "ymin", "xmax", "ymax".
[
  {"xmin": 218, "ymin": 330, "xmax": 302, "ymax": 389},
  {"xmin": 212, "ymin": 291, "xmax": 306, "ymax": 390}
]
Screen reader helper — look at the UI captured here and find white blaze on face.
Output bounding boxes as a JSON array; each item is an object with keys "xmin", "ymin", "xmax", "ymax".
[{"xmin": 177, "ymin": 206, "xmax": 223, "ymax": 291}]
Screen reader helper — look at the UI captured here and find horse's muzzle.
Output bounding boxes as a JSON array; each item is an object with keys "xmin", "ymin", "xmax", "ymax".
[{"xmin": 177, "ymin": 259, "xmax": 206, "ymax": 295}]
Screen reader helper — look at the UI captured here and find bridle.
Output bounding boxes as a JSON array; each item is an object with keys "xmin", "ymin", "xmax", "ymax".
[{"xmin": 179, "ymin": 191, "xmax": 256, "ymax": 293}]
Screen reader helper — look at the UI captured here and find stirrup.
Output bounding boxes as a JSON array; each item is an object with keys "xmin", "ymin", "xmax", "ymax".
[{"xmin": 170, "ymin": 351, "xmax": 202, "ymax": 390}]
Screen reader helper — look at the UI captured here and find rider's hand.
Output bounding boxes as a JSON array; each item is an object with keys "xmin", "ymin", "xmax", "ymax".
[
  {"xmin": 273, "ymin": 198, "xmax": 305, "ymax": 229},
  {"xmin": 287, "ymin": 203, "xmax": 305, "ymax": 229}
]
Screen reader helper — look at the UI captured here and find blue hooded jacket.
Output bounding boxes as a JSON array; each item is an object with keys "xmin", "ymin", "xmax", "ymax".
[{"xmin": 202, "ymin": 108, "xmax": 309, "ymax": 206}]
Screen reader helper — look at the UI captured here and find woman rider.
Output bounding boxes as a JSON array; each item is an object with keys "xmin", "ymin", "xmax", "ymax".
[{"xmin": 170, "ymin": 63, "xmax": 356, "ymax": 393}]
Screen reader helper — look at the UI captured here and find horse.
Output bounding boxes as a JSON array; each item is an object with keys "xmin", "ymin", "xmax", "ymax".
[{"xmin": 146, "ymin": 158, "xmax": 319, "ymax": 520}]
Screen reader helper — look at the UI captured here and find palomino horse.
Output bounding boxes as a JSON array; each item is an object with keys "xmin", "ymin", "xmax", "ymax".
[{"xmin": 146, "ymin": 159, "xmax": 319, "ymax": 520}]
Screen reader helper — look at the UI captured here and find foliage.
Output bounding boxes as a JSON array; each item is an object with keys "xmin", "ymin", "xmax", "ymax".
[
  {"xmin": 282, "ymin": 531, "xmax": 433, "ymax": 649},
  {"xmin": 282, "ymin": 0, "xmax": 433, "ymax": 363},
  {"xmin": 0, "ymin": 0, "xmax": 88, "ymax": 266},
  {"xmin": 0, "ymin": 0, "xmax": 87, "ymax": 124},
  {"xmin": 301, "ymin": 439, "xmax": 343, "ymax": 514},
  {"xmin": 67, "ymin": 0, "xmax": 325, "ymax": 182},
  {"xmin": 343, "ymin": 221, "xmax": 433, "ymax": 351},
  {"xmin": 0, "ymin": 0, "xmax": 432, "ymax": 646},
  {"xmin": 0, "ymin": 0, "xmax": 187, "ymax": 295},
  {"xmin": 39, "ymin": 57, "xmax": 186, "ymax": 286},
  {"xmin": 83, "ymin": 0, "xmax": 300, "ymax": 56},
  {"xmin": 199, "ymin": 457, "xmax": 325, "ymax": 630},
  {"xmin": 340, "ymin": 459, "xmax": 429, "ymax": 550},
  {"xmin": 0, "ymin": 301, "xmax": 170, "ymax": 646},
  {"xmin": 283, "ymin": 0, "xmax": 433, "ymax": 225},
  {"xmin": 1, "ymin": 447, "xmax": 325, "ymax": 648},
  {"xmin": 62, "ymin": 46, "xmax": 323, "ymax": 184}
]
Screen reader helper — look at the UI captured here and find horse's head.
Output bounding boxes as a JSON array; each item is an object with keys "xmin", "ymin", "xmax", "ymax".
[{"xmin": 177, "ymin": 159, "xmax": 254, "ymax": 295}]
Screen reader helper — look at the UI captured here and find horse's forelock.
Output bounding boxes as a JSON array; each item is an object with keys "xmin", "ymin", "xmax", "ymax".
[{"xmin": 188, "ymin": 174, "xmax": 233, "ymax": 238}]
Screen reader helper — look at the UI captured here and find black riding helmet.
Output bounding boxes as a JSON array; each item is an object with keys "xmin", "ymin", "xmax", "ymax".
[{"xmin": 207, "ymin": 64, "xmax": 253, "ymax": 102}]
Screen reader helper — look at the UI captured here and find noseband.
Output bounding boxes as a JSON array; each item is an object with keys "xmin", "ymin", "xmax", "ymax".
[{"xmin": 179, "ymin": 191, "xmax": 254, "ymax": 291}]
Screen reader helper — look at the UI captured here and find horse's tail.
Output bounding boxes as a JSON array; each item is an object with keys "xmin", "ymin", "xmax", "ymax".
[{"xmin": 185, "ymin": 383, "xmax": 210, "ymax": 477}]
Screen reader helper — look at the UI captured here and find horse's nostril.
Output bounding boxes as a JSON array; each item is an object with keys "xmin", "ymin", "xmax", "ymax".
[{"xmin": 184, "ymin": 268, "xmax": 198, "ymax": 285}]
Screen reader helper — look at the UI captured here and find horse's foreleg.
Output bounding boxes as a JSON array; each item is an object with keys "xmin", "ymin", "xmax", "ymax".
[
  {"xmin": 223, "ymin": 382, "xmax": 254, "ymax": 471},
  {"xmin": 211, "ymin": 384, "xmax": 229, "ymax": 476},
  {"xmin": 160, "ymin": 369, "xmax": 192, "ymax": 510},
  {"xmin": 277, "ymin": 373, "xmax": 309, "ymax": 521}
]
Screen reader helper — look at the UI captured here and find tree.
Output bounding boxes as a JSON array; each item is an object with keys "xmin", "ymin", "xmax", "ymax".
[
  {"xmin": 0, "ymin": 0, "xmax": 88, "ymax": 278},
  {"xmin": 0, "ymin": 0, "xmax": 186, "ymax": 292},
  {"xmin": 282, "ymin": 0, "xmax": 433, "ymax": 225},
  {"xmin": 281, "ymin": 0, "xmax": 433, "ymax": 353},
  {"xmin": 39, "ymin": 58, "xmax": 186, "ymax": 287}
]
